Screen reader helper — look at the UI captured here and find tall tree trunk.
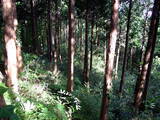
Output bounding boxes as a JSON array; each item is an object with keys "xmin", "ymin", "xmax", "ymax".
[
  {"xmin": 67, "ymin": 0, "xmax": 75, "ymax": 92},
  {"xmin": 58, "ymin": 17, "xmax": 62, "ymax": 63},
  {"xmin": 104, "ymin": 40, "xmax": 107, "ymax": 65},
  {"xmin": 74, "ymin": 19, "xmax": 77, "ymax": 50},
  {"xmin": 58, "ymin": 3, "xmax": 62, "ymax": 64},
  {"xmin": 83, "ymin": 0, "xmax": 89, "ymax": 88},
  {"xmin": 23, "ymin": 22, "xmax": 30, "ymax": 52},
  {"xmin": 56, "ymin": 3, "xmax": 61, "ymax": 62},
  {"xmin": 30, "ymin": 0, "xmax": 37, "ymax": 53},
  {"xmin": 139, "ymin": 8, "xmax": 149, "ymax": 71},
  {"xmin": 47, "ymin": 0, "xmax": 53, "ymax": 62},
  {"xmin": 21, "ymin": 24, "xmax": 27, "ymax": 51},
  {"xmin": 90, "ymin": 14, "xmax": 94, "ymax": 71},
  {"xmin": 66, "ymin": 20, "xmax": 69, "ymax": 44},
  {"xmin": 126, "ymin": 46, "xmax": 130, "ymax": 70},
  {"xmin": 130, "ymin": 46, "xmax": 135, "ymax": 71},
  {"xmin": 16, "ymin": 44, "xmax": 23, "ymax": 74},
  {"xmin": 57, "ymin": 24, "xmax": 61, "ymax": 62},
  {"xmin": 53, "ymin": 0, "xmax": 59, "ymax": 74},
  {"xmin": 95, "ymin": 21, "xmax": 100, "ymax": 48},
  {"xmin": 100, "ymin": 0, "xmax": 119, "ymax": 119},
  {"xmin": 2, "ymin": 0, "xmax": 18, "ymax": 93},
  {"xmin": 14, "ymin": 4, "xmax": 23, "ymax": 74},
  {"xmin": 119, "ymin": 0, "xmax": 132, "ymax": 94},
  {"xmin": 77, "ymin": 19, "xmax": 80, "ymax": 48},
  {"xmin": 114, "ymin": 27, "xmax": 121, "ymax": 79},
  {"xmin": 64, "ymin": 21, "xmax": 67, "ymax": 42},
  {"xmin": 134, "ymin": 0, "xmax": 160, "ymax": 110},
  {"xmin": 79, "ymin": 19, "xmax": 83, "ymax": 51}
]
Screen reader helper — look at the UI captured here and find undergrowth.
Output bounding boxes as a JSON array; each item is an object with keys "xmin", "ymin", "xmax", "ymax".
[{"xmin": 1, "ymin": 51, "xmax": 160, "ymax": 120}]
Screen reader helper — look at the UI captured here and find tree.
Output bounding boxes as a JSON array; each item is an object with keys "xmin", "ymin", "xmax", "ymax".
[
  {"xmin": 1, "ymin": 0, "xmax": 19, "ymax": 93},
  {"xmin": 47, "ymin": 0, "xmax": 53, "ymax": 62},
  {"xmin": 67, "ymin": 0, "xmax": 75, "ymax": 92},
  {"xmin": 30, "ymin": 0, "xmax": 38, "ymax": 53},
  {"xmin": 55, "ymin": 0, "xmax": 62, "ymax": 63},
  {"xmin": 83, "ymin": 0, "xmax": 89, "ymax": 87},
  {"xmin": 139, "ymin": 6, "xmax": 149, "ymax": 70},
  {"xmin": 134, "ymin": 0, "xmax": 160, "ymax": 110},
  {"xmin": 119, "ymin": 0, "xmax": 133, "ymax": 94},
  {"xmin": 134, "ymin": 5, "xmax": 149, "ymax": 96},
  {"xmin": 16, "ymin": 44, "xmax": 23, "ymax": 74},
  {"xmin": 90, "ymin": 13, "xmax": 94, "ymax": 71},
  {"xmin": 100, "ymin": 0, "xmax": 119, "ymax": 119},
  {"xmin": 53, "ymin": 0, "xmax": 59, "ymax": 74},
  {"xmin": 114, "ymin": 26, "xmax": 121, "ymax": 79}
]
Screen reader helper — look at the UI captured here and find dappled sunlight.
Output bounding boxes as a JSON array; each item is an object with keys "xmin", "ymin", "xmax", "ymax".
[{"xmin": 0, "ymin": 0, "xmax": 159, "ymax": 119}]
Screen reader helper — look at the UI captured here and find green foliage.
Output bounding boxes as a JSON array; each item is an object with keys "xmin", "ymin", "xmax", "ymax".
[
  {"xmin": 20, "ymin": 53, "xmax": 51, "ymax": 82},
  {"xmin": 22, "ymin": 102, "xmax": 66, "ymax": 120},
  {"xmin": 54, "ymin": 89, "xmax": 81, "ymax": 111},
  {"xmin": 73, "ymin": 88, "xmax": 101, "ymax": 120},
  {"xmin": 12, "ymin": 53, "xmax": 81, "ymax": 120},
  {"xmin": 0, "ymin": 82, "xmax": 8, "ymax": 95},
  {"xmin": 152, "ymin": 56, "xmax": 160, "ymax": 78},
  {"xmin": 14, "ymin": 80, "xmax": 69, "ymax": 120},
  {"xmin": 0, "ymin": 105, "xmax": 19, "ymax": 120},
  {"xmin": 144, "ymin": 56, "xmax": 160, "ymax": 117},
  {"xmin": 49, "ymin": 85, "xmax": 81, "ymax": 118},
  {"xmin": 0, "ymin": 83, "xmax": 19, "ymax": 120}
]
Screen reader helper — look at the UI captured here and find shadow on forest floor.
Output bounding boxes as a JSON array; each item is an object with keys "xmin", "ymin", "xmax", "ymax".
[{"xmin": 17, "ymin": 50, "xmax": 160, "ymax": 120}]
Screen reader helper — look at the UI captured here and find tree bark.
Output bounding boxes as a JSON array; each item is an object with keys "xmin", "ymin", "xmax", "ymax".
[
  {"xmin": 119, "ymin": 0, "xmax": 133, "ymax": 94},
  {"xmin": 53, "ymin": 0, "xmax": 59, "ymax": 74},
  {"xmin": 134, "ymin": 0, "xmax": 160, "ymax": 110},
  {"xmin": 67, "ymin": 0, "xmax": 75, "ymax": 92},
  {"xmin": 83, "ymin": 0, "xmax": 89, "ymax": 88},
  {"xmin": 47, "ymin": 0, "xmax": 53, "ymax": 62},
  {"xmin": 96, "ymin": 23, "xmax": 100, "ymax": 48},
  {"xmin": 139, "ymin": 8, "xmax": 149, "ymax": 71},
  {"xmin": 56, "ymin": 2, "xmax": 61, "ymax": 62},
  {"xmin": 80, "ymin": 19, "xmax": 83, "ymax": 51},
  {"xmin": 2, "ymin": 0, "xmax": 18, "ymax": 94},
  {"xmin": 30, "ymin": 0, "xmax": 37, "ymax": 53},
  {"xmin": 90, "ymin": 14, "xmax": 94, "ymax": 71},
  {"xmin": 100, "ymin": 0, "xmax": 119, "ymax": 119},
  {"xmin": 21, "ymin": 24, "xmax": 27, "ymax": 52},
  {"xmin": 114, "ymin": 27, "xmax": 121, "ymax": 79},
  {"xmin": 58, "ymin": 17, "xmax": 62, "ymax": 63},
  {"xmin": 16, "ymin": 45, "xmax": 23, "ymax": 74}
]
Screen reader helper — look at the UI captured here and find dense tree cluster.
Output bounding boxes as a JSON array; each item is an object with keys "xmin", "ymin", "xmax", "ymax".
[{"xmin": 0, "ymin": 0, "xmax": 160, "ymax": 120}]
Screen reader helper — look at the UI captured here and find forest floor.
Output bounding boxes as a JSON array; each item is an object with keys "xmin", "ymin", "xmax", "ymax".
[{"xmin": 2, "ymin": 47, "xmax": 160, "ymax": 120}]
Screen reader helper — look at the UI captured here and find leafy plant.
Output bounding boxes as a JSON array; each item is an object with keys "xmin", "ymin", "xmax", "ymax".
[
  {"xmin": 0, "ymin": 82, "xmax": 19, "ymax": 120},
  {"xmin": 0, "ymin": 82, "xmax": 8, "ymax": 95}
]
